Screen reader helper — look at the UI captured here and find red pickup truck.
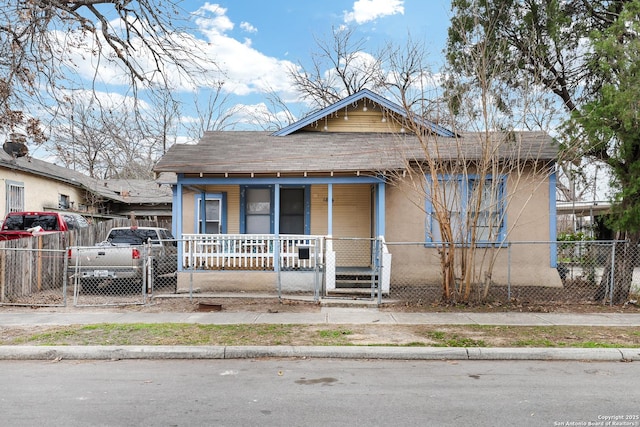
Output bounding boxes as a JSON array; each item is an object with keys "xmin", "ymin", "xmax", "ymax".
[{"xmin": 0, "ymin": 211, "xmax": 89, "ymax": 241}]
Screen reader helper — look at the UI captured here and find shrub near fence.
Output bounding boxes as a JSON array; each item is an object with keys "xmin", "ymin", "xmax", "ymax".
[{"xmin": 0, "ymin": 218, "xmax": 170, "ymax": 306}]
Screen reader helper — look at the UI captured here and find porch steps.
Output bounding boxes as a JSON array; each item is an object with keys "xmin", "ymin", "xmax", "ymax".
[{"xmin": 329, "ymin": 268, "xmax": 380, "ymax": 298}]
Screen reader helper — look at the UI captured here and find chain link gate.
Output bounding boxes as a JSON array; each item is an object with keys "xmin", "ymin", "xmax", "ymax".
[{"xmin": 325, "ymin": 236, "xmax": 384, "ymax": 303}]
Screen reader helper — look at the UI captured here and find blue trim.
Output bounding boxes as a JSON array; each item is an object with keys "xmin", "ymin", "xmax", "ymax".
[
  {"xmin": 304, "ymin": 186, "xmax": 311, "ymax": 235},
  {"xmin": 239, "ymin": 186, "xmax": 246, "ymax": 233},
  {"xmin": 194, "ymin": 192, "xmax": 227, "ymax": 234},
  {"xmin": 272, "ymin": 89, "xmax": 456, "ymax": 138},
  {"xmin": 176, "ymin": 183, "xmax": 183, "ymax": 272},
  {"xmin": 327, "ymin": 184, "xmax": 333, "ymax": 235},
  {"xmin": 377, "ymin": 181, "xmax": 385, "ymax": 237},
  {"xmin": 171, "ymin": 186, "xmax": 178, "ymax": 238},
  {"xmin": 274, "ymin": 185, "xmax": 280, "ymax": 236},
  {"xmin": 549, "ymin": 169, "xmax": 558, "ymax": 268},
  {"xmin": 424, "ymin": 174, "xmax": 506, "ymax": 246},
  {"xmin": 240, "ymin": 185, "xmax": 275, "ymax": 234},
  {"xmin": 179, "ymin": 176, "xmax": 384, "ymax": 185}
]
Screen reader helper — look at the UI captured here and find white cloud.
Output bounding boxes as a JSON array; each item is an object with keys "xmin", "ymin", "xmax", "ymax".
[
  {"xmin": 190, "ymin": 5, "xmax": 299, "ymax": 97},
  {"xmin": 240, "ymin": 21, "xmax": 257, "ymax": 33},
  {"xmin": 344, "ymin": 0, "xmax": 404, "ymax": 24},
  {"xmin": 193, "ymin": 3, "xmax": 234, "ymax": 35},
  {"xmin": 58, "ymin": 3, "xmax": 298, "ymax": 99}
]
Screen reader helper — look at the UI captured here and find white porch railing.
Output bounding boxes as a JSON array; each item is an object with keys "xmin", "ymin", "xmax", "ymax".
[{"xmin": 181, "ymin": 234, "xmax": 324, "ymax": 271}]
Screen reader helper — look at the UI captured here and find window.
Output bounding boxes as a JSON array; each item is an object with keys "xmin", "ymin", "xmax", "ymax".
[
  {"xmin": 240, "ymin": 186, "xmax": 310, "ymax": 235},
  {"xmin": 195, "ymin": 193, "xmax": 226, "ymax": 234},
  {"xmin": 59, "ymin": 194, "xmax": 70, "ymax": 210},
  {"xmin": 425, "ymin": 175, "xmax": 506, "ymax": 245},
  {"xmin": 61, "ymin": 213, "xmax": 90, "ymax": 230},
  {"xmin": 245, "ymin": 188, "xmax": 272, "ymax": 234},
  {"xmin": 6, "ymin": 180, "xmax": 24, "ymax": 213}
]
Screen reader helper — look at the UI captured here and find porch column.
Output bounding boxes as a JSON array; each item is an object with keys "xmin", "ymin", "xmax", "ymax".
[
  {"xmin": 327, "ymin": 183, "xmax": 333, "ymax": 235},
  {"xmin": 376, "ymin": 181, "xmax": 385, "ymax": 237},
  {"xmin": 176, "ymin": 181, "xmax": 183, "ymax": 272},
  {"xmin": 274, "ymin": 184, "xmax": 280, "ymax": 272}
]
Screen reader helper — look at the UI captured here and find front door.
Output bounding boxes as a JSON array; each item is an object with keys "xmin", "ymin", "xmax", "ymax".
[{"xmin": 280, "ymin": 188, "xmax": 305, "ymax": 234}]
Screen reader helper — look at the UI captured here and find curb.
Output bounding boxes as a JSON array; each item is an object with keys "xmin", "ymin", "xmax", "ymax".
[{"xmin": 0, "ymin": 346, "xmax": 638, "ymax": 361}]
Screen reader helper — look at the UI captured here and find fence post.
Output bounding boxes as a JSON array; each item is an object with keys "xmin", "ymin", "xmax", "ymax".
[
  {"xmin": 0, "ymin": 249, "xmax": 4, "ymax": 303},
  {"xmin": 507, "ymin": 242, "xmax": 511, "ymax": 301},
  {"xmin": 609, "ymin": 241, "xmax": 616, "ymax": 307},
  {"xmin": 377, "ymin": 237, "xmax": 383, "ymax": 305},
  {"xmin": 313, "ymin": 237, "xmax": 320, "ymax": 302}
]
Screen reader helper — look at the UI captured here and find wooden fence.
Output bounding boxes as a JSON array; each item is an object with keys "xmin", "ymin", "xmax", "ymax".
[{"xmin": 0, "ymin": 218, "xmax": 170, "ymax": 304}]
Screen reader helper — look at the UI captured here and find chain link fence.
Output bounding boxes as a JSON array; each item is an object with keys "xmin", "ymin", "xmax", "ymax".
[
  {"xmin": 385, "ymin": 240, "xmax": 640, "ymax": 306},
  {"xmin": 3, "ymin": 232, "xmax": 640, "ymax": 308},
  {"xmin": 69, "ymin": 238, "xmax": 178, "ymax": 307},
  {"xmin": 0, "ymin": 219, "xmax": 175, "ymax": 307}
]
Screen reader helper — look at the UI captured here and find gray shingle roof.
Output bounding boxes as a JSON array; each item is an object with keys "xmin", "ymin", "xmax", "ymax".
[
  {"xmin": 0, "ymin": 149, "xmax": 171, "ymax": 204},
  {"xmin": 153, "ymin": 130, "xmax": 558, "ymax": 175}
]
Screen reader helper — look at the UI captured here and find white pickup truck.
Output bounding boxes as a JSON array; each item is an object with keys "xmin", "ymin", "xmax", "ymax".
[{"xmin": 67, "ymin": 226, "xmax": 177, "ymax": 293}]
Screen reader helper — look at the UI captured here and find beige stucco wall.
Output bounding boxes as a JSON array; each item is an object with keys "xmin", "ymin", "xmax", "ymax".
[
  {"xmin": 180, "ymin": 184, "xmax": 371, "ymax": 238},
  {"xmin": 177, "ymin": 171, "xmax": 559, "ymax": 288},
  {"xmin": 0, "ymin": 169, "xmax": 87, "ymax": 217},
  {"xmin": 180, "ymin": 185, "xmax": 240, "ymax": 234},
  {"xmin": 177, "ymin": 271, "xmax": 276, "ymax": 292},
  {"xmin": 385, "ymin": 167, "xmax": 562, "ymax": 287}
]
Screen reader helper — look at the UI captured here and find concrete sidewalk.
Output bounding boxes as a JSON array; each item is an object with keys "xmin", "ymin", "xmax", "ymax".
[
  {"xmin": 1, "ymin": 307, "xmax": 639, "ymax": 361},
  {"xmin": 2, "ymin": 307, "xmax": 640, "ymax": 327}
]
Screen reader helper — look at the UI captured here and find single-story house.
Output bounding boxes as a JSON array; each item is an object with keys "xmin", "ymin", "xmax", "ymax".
[
  {"xmin": 0, "ymin": 136, "xmax": 172, "ymax": 223},
  {"xmin": 153, "ymin": 89, "xmax": 561, "ymax": 296}
]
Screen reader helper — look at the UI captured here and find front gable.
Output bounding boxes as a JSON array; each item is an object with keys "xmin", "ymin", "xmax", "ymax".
[{"xmin": 272, "ymin": 89, "xmax": 456, "ymax": 137}]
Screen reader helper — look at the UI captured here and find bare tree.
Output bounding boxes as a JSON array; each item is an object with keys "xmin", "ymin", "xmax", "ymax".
[
  {"xmin": 185, "ymin": 82, "xmax": 239, "ymax": 141},
  {"xmin": 386, "ymin": 34, "xmax": 559, "ymax": 303},
  {"xmin": 288, "ymin": 26, "xmax": 386, "ymax": 109},
  {"xmin": 53, "ymin": 98, "xmax": 159, "ymax": 179},
  {"xmin": 0, "ymin": 0, "xmax": 212, "ymax": 140},
  {"xmin": 243, "ymin": 88, "xmax": 298, "ymax": 131}
]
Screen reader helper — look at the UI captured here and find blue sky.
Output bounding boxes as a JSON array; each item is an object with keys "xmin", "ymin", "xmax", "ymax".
[
  {"xmin": 29, "ymin": 0, "xmax": 454, "ymax": 158},
  {"xmin": 165, "ymin": 0, "xmax": 453, "ymax": 135}
]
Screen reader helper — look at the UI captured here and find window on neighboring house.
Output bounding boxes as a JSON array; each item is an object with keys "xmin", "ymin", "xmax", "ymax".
[
  {"xmin": 6, "ymin": 180, "xmax": 24, "ymax": 213},
  {"xmin": 59, "ymin": 194, "xmax": 70, "ymax": 210},
  {"xmin": 195, "ymin": 193, "xmax": 226, "ymax": 234},
  {"xmin": 425, "ymin": 175, "xmax": 506, "ymax": 245}
]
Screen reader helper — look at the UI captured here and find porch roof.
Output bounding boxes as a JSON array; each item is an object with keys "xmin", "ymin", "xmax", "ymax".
[{"xmin": 153, "ymin": 131, "xmax": 558, "ymax": 175}]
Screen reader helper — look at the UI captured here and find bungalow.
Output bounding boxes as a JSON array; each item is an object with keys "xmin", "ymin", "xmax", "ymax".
[{"xmin": 153, "ymin": 89, "xmax": 561, "ymax": 298}]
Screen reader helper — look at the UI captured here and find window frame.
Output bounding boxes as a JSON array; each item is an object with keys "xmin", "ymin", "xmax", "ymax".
[
  {"xmin": 59, "ymin": 193, "xmax": 70, "ymax": 210},
  {"xmin": 194, "ymin": 193, "xmax": 227, "ymax": 234},
  {"xmin": 240, "ymin": 185, "xmax": 311, "ymax": 235},
  {"xmin": 425, "ymin": 174, "xmax": 506, "ymax": 246},
  {"xmin": 5, "ymin": 180, "xmax": 24, "ymax": 213}
]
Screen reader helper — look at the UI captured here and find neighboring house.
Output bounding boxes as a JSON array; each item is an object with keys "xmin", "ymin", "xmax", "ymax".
[
  {"xmin": 154, "ymin": 89, "xmax": 561, "ymax": 296},
  {"xmin": 0, "ymin": 141, "xmax": 172, "ymax": 223}
]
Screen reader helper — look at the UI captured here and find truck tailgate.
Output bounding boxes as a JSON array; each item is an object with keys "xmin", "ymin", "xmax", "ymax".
[{"xmin": 68, "ymin": 245, "xmax": 140, "ymax": 270}]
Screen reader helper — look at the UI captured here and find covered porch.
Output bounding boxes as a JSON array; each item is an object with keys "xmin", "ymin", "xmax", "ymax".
[{"xmin": 172, "ymin": 178, "xmax": 391, "ymax": 297}]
